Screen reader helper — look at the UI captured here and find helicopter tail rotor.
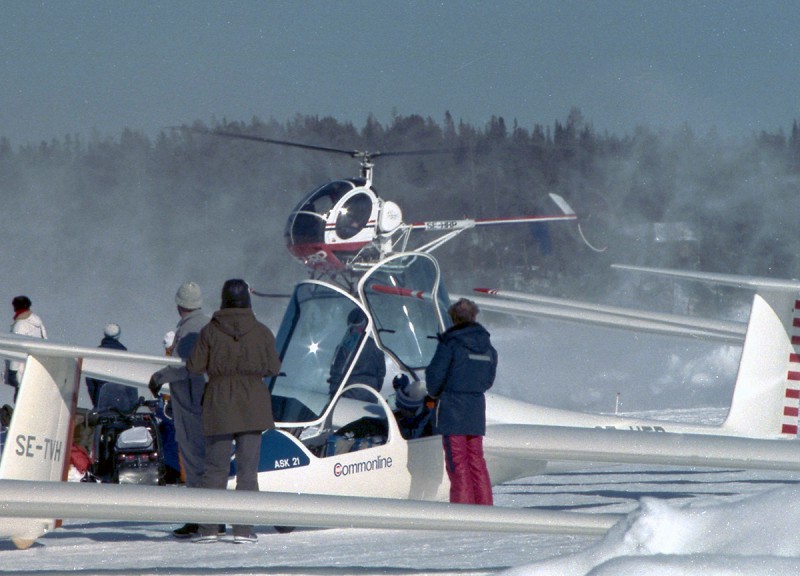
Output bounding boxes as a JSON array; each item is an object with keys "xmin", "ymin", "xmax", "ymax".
[
  {"xmin": 549, "ymin": 193, "xmax": 608, "ymax": 253},
  {"xmin": 578, "ymin": 223, "xmax": 608, "ymax": 253}
]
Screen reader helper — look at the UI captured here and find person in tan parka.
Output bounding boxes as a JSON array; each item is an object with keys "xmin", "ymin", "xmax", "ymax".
[{"xmin": 187, "ymin": 278, "xmax": 281, "ymax": 544}]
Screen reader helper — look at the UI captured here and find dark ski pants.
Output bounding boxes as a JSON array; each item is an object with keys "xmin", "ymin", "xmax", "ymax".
[
  {"xmin": 170, "ymin": 380, "xmax": 206, "ymax": 489},
  {"xmin": 199, "ymin": 431, "xmax": 262, "ymax": 537},
  {"xmin": 5, "ymin": 370, "xmax": 19, "ymax": 403},
  {"xmin": 442, "ymin": 434, "xmax": 493, "ymax": 505}
]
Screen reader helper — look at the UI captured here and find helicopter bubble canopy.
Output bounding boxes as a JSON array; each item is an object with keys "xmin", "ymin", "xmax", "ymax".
[{"xmin": 284, "ymin": 178, "xmax": 382, "ymax": 272}]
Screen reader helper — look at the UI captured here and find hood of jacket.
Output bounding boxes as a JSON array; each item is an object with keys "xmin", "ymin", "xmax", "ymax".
[
  {"xmin": 441, "ymin": 322, "xmax": 492, "ymax": 354},
  {"xmin": 210, "ymin": 308, "xmax": 260, "ymax": 341},
  {"xmin": 11, "ymin": 311, "xmax": 46, "ymax": 337}
]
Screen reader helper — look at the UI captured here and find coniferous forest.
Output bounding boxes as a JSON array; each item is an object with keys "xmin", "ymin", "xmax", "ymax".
[{"xmin": 2, "ymin": 110, "xmax": 800, "ymax": 349}]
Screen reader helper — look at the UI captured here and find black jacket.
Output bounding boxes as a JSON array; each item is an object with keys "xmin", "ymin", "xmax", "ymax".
[{"xmin": 425, "ymin": 322, "xmax": 497, "ymax": 436}]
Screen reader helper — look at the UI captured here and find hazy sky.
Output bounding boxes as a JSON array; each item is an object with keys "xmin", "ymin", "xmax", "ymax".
[{"xmin": 1, "ymin": 1, "xmax": 798, "ymax": 146}]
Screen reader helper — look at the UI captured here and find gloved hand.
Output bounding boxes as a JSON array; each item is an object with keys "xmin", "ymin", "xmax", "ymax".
[
  {"xmin": 148, "ymin": 374, "xmax": 163, "ymax": 398},
  {"xmin": 424, "ymin": 395, "xmax": 437, "ymax": 410}
]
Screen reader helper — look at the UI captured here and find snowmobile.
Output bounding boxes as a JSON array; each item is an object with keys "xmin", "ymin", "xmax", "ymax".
[{"xmin": 87, "ymin": 383, "xmax": 164, "ymax": 485}]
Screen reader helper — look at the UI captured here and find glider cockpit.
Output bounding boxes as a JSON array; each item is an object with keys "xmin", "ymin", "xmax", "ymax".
[{"xmin": 267, "ymin": 252, "xmax": 448, "ymax": 462}]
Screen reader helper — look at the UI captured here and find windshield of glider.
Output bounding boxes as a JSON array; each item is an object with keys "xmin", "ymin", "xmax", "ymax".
[
  {"xmin": 269, "ymin": 282, "xmax": 362, "ymax": 424},
  {"xmin": 361, "ymin": 253, "xmax": 450, "ymax": 370}
]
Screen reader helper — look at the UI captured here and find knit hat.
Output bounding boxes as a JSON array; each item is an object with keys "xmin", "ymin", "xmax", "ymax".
[
  {"xmin": 175, "ymin": 281, "xmax": 202, "ymax": 310},
  {"xmin": 221, "ymin": 279, "xmax": 251, "ymax": 309},
  {"xmin": 104, "ymin": 323, "xmax": 121, "ymax": 339},
  {"xmin": 393, "ymin": 374, "xmax": 426, "ymax": 412}
]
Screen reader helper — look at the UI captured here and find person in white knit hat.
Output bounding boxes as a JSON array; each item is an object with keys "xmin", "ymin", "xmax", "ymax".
[
  {"xmin": 148, "ymin": 282, "xmax": 219, "ymax": 539},
  {"xmin": 85, "ymin": 322, "xmax": 129, "ymax": 408},
  {"xmin": 392, "ymin": 374, "xmax": 433, "ymax": 440}
]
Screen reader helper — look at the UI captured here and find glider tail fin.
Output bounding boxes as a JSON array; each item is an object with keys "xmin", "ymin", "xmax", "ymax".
[
  {"xmin": 721, "ymin": 288, "xmax": 799, "ymax": 438},
  {"xmin": 611, "ymin": 265, "xmax": 800, "ymax": 440},
  {"xmin": 0, "ymin": 353, "xmax": 81, "ymax": 548}
]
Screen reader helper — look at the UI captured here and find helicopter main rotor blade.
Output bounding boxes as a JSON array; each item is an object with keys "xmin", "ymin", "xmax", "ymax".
[
  {"xmin": 190, "ymin": 128, "xmax": 453, "ymax": 162},
  {"xmin": 190, "ymin": 129, "xmax": 362, "ymax": 157},
  {"xmin": 370, "ymin": 148, "xmax": 454, "ymax": 159}
]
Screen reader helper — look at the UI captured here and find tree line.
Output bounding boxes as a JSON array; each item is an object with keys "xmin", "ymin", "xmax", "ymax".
[{"xmin": 2, "ymin": 110, "xmax": 799, "ymax": 314}]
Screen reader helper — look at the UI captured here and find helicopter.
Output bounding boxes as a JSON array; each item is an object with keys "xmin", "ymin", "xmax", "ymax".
[
  {"xmin": 2, "ymin": 131, "xmax": 800, "ymax": 549},
  {"xmin": 196, "ymin": 128, "xmax": 587, "ymax": 287}
]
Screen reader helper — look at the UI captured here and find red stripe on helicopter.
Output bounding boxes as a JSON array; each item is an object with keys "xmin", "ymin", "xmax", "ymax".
[
  {"xmin": 785, "ymin": 406, "xmax": 799, "ymax": 417},
  {"xmin": 785, "ymin": 389, "xmax": 800, "ymax": 399},
  {"xmin": 791, "ymin": 353, "xmax": 800, "ymax": 364},
  {"xmin": 788, "ymin": 371, "xmax": 800, "ymax": 381},
  {"xmin": 782, "ymin": 424, "xmax": 798, "ymax": 434},
  {"xmin": 473, "ymin": 288, "xmax": 499, "ymax": 295}
]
